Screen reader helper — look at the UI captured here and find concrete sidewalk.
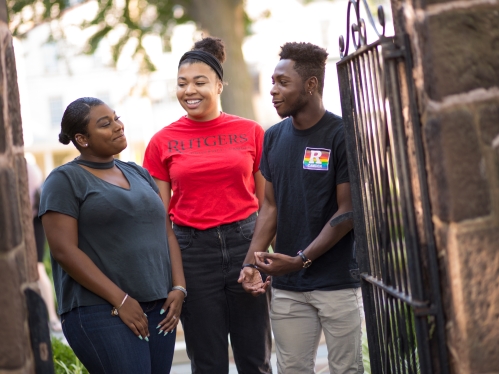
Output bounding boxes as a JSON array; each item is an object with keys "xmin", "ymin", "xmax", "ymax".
[
  {"xmin": 170, "ymin": 344, "xmax": 331, "ymax": 374},
  {"xmin": 52, "ymin": 328, "xmax": 333, "ymax": 373},
  {"xmin": 170, "ymin": 323, "xmax": 332, "ymax": 373}
]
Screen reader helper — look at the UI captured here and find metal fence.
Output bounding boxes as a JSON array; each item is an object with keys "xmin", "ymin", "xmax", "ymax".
[{"xmin": 336, "ymin": 1, "xmax": 448, "ymax": 373}]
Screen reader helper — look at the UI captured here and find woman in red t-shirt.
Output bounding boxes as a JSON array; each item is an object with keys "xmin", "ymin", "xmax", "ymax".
[{"xmin": 143, "ymin": 37, "xmax": 272, "ymax": 374}]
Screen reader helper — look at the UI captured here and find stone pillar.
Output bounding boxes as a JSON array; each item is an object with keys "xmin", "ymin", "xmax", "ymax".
[
  {"xmin": 0, "ymin": 1, "xmax": 38, "ymax": 372},
  {"xmin": 390, "ymin": 0, "xmax": 499, "ymax": 372}
]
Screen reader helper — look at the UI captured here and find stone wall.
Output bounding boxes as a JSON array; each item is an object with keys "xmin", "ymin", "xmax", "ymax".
[
  {"xmin": 0, "ymin": 6, "xmax": 37, "ymax": 374},
  {"xmin": 391, "ymin": 0, "xmax": 499, "ymax": 372}
]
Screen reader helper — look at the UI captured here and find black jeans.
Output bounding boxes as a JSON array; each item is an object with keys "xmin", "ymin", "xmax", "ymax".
[{"xmin": 174, "ymin": 213, "xmax": 272, "ymax": 374}]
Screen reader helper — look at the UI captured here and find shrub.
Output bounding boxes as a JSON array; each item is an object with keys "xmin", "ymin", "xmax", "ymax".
[{"xmin": 51, "ymin": 337, "xmax": 89, "ymax": 374}]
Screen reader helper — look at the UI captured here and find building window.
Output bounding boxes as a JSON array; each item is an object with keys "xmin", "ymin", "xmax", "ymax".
[
  {"xmin": 49, "ymin": 97, "xmax": 63, "ymax": 128},
  {"xmin": 65, "ymin": 0, "xmax": 86, "ymax": 7},
  {"xmin": 42, "ymin": 42, "xmax": 59, "ymax": 73}
]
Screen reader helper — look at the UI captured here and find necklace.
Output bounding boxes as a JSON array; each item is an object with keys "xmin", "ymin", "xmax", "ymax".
[{"xmin": 75, "ymin": 157, "xmax": 115, "ymax": 169}]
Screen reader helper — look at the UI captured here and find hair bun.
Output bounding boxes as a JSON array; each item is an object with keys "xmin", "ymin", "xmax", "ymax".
[
  {"xmin": 193, "ymin": 37, "xmax": 226, "ymax": 64},
  {"xmin": 58, "ymin": 132, "xmax": 71, "ymax": 145}
]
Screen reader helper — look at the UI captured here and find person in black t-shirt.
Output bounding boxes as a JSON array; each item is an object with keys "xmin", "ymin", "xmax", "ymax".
[{"xmin": 238, "ymin": 43, "xmax": 363, "ymax": 373}]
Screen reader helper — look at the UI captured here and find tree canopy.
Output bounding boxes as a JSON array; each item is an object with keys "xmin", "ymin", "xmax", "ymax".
[{"xmin": 8, "ymin": 0, "xmax": 257, "ymax": 119}]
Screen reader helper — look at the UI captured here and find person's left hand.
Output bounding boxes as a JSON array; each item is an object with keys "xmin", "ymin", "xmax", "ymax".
[
  {"xmin": 254, "ymin": 252, "xmax": 303, "ymax": 276},
  {"xmin": 157, "ymin": 290, "xmax": 184, "ymax": 335}
]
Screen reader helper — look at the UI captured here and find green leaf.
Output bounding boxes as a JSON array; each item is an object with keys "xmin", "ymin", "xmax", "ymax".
[
  {"xmin": 84, "ymin": 25, "xmax": 113, "ymax": 54},
  {"xmin": 52, "ymin": 337, "xmax": 89, "ymax": 374}
]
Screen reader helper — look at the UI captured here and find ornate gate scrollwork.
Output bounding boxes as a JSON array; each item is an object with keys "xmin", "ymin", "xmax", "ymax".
[{"xmin": 336, "ymin": 2, "xmax": 449, "ymax": 373}]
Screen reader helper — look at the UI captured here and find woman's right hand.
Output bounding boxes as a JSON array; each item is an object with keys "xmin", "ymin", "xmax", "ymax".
[{"xmin": 117, "ymin": 296, "xmax": 150, "ymax": 340}]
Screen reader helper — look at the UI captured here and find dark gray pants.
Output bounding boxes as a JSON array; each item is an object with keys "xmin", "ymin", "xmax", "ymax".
[{"xmin": 173, "ymin": 213, "xmax": 272, "ymax": 374}]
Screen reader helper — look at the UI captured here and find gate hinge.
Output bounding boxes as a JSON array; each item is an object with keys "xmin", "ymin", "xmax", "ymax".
[
  {"xmin": 414, "ymin": 304, "xmax": 437, "ymax": 316},
  {"xmin": 382, "ymin": 45, "xmax": 405, "ymax": 59}
]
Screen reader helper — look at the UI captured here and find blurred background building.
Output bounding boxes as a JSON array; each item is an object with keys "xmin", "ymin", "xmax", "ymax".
[{"xmin": 13, "ymin": 0, "xmax": 392, "ymax": 177}]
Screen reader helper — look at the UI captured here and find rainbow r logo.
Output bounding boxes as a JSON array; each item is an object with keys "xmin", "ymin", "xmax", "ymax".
[{"xmin": 303, "ymin": 147, "xmax": 331, "ymax": 171}]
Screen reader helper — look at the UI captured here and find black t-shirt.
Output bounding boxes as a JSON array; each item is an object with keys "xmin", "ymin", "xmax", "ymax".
[
  {"xmin": 39, "ymin": 160, "xmax": 172, "ymax": 314},
  {"xmin": 260, "ymin": 111, "xmax": 359, "ymax": 291}
]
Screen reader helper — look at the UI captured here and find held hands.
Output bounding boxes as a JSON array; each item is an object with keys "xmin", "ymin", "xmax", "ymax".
[
  {"xmin": 254, "ymin": 252, "xmax": 303, "ymax": 276},
  {"xmin": 156, "ymin": 289, "xmax": 185, "ymax": 335},
  {"xmin": 237, "ymin": 267, "xmax": 271, "ymax": 296},
  {"xmin": 116, "ymin": 296, "xmax": 150, "ymax": 341}
]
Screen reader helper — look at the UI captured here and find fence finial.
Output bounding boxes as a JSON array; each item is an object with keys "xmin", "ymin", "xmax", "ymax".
[{"xmin": 339, "ymin": 0, "xmax": 386, "ymax": 58}]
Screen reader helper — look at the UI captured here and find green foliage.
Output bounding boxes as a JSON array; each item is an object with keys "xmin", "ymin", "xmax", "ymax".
[
  {"xmin": 8, "ymin": 0, "xmax": 251, "ymax": 71},
  {"xmin": 43, "ymin": 242, "xmax": 52, "ymax": 280},
  {"xmin": 51, "ymin": 338, "xmax": 89, "ymax": 374},
  {"xmin": 367, "ymin": 304, "xmax": 421, "ymax": 373},
  {"xmin": 43, "ymin": 243, "xmax": 60, "ymax": 313},
  {"xmin": 362, "ymin": 331, "xmax": 371, "ymax": 374}
]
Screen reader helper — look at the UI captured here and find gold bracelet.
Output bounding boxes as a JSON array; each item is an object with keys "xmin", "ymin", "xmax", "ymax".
[{"xmin": 111, "ymin": 294, "xmax": 128, "ymax": 316}]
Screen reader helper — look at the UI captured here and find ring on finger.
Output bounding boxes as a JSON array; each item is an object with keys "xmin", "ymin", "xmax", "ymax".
[{"xmin": 173, "ymin": 316, "xmax": 177, "ymax": 320}]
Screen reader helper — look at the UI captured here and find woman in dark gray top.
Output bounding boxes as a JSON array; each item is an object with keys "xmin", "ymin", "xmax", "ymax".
[{"xmin": 39, "ymin": 97, "xmax": 186, "ymax": 374}]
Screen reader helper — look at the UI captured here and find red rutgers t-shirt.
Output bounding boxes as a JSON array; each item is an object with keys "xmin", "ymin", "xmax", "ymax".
[{"xmin": 143, "ymin": 112, "xmax": 264, "ymax": 230}]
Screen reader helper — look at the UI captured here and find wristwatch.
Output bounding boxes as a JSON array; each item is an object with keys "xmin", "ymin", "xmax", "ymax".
[{"xmin": 297, "ymin": 250, "xmax": 312, "ymax": 268}]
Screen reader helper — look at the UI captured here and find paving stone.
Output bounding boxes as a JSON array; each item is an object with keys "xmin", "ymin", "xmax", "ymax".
[
  {"xmin": 422, "ymin": 5, "xmax": 499, "ymax": 100},
  {"xmin": 478, "ymin": 101, "xmax": 499, "ymax": 147},
  {"xmin": 451, "ymin": 225, "xmax": 499, "ymax": 372},
  {"xmin": 5, "ymin": 34, "xmax": 23, "ymax": 147},
  {"xmin": 0, "ymin": 167, "xmax": 23, "ymax": 252},
  {"xmin": 424, "ymin": 108, "xmax": 491, "ymax": 222},
  {"xmin": 0, "ymin": 32, "xmax": 5, "ymax": 154},
  {"xmin": 15, "ymin": 154, "xmax": 38, "ymax": 281},
  {"xmin": 0, "ymin": 256, "xmax": 28, "ymax": 369}
]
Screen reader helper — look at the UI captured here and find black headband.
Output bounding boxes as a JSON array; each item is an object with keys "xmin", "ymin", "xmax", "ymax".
[{"xmin": 179, "ymin": 50, "xmax": 223, "ymax": 81}]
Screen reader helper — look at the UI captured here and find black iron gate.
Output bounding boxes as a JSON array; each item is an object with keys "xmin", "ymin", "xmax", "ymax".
[{"xmin": 336, "ymin": 1, "xmax": 448, "ymax": 373}]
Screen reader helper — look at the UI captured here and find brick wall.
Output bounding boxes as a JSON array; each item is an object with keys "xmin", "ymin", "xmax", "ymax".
[
  {"xmin": 0, "ymin": 9, "xmax": 37, "ymax": 374},
  {"xmin": 392, "ymin": 0, "xmax": 499, "ymax": 372}
]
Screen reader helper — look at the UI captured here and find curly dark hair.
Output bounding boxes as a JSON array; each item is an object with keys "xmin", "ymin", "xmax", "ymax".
[
  {"xmin": 193, "ymin": 37, "xmax": 226, "ymax": 64},
  {"xmin": 179, "ymin": 36, "xmax": 226, "ymax": 80},
  {"xmin": 59, "ymin": 97, "xmax": 105, "ymax": 147},
  {"xmin": 279, "ymin": 42, "xmax": 329, "ymax": 95}
]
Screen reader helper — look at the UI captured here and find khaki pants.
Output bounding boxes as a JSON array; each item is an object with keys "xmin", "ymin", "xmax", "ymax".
[{"xmin": 270, "ymin": 288, "xmax": 364, "ymax": 374}]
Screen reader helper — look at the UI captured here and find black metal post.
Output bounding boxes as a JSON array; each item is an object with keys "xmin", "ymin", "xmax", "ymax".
[{"xmin": 338, "ymin": 59, "xmax": 383, "ymax": 374}]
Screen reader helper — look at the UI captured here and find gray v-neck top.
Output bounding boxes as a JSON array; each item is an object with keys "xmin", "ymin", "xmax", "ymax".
[{"xmin": 39, "ymin": 159, "xmax": 172, "ymax": 314}]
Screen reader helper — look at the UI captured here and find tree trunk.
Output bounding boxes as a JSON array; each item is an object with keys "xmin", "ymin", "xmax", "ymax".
[{"xmin": 187, "ymin": 0, "xmax": 256, "ymax": 120}]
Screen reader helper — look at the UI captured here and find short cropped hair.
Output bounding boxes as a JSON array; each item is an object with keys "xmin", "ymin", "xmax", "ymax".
[{"xmin": 279, "ymin": 42, "xmax": 329, "ymax": 95}]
